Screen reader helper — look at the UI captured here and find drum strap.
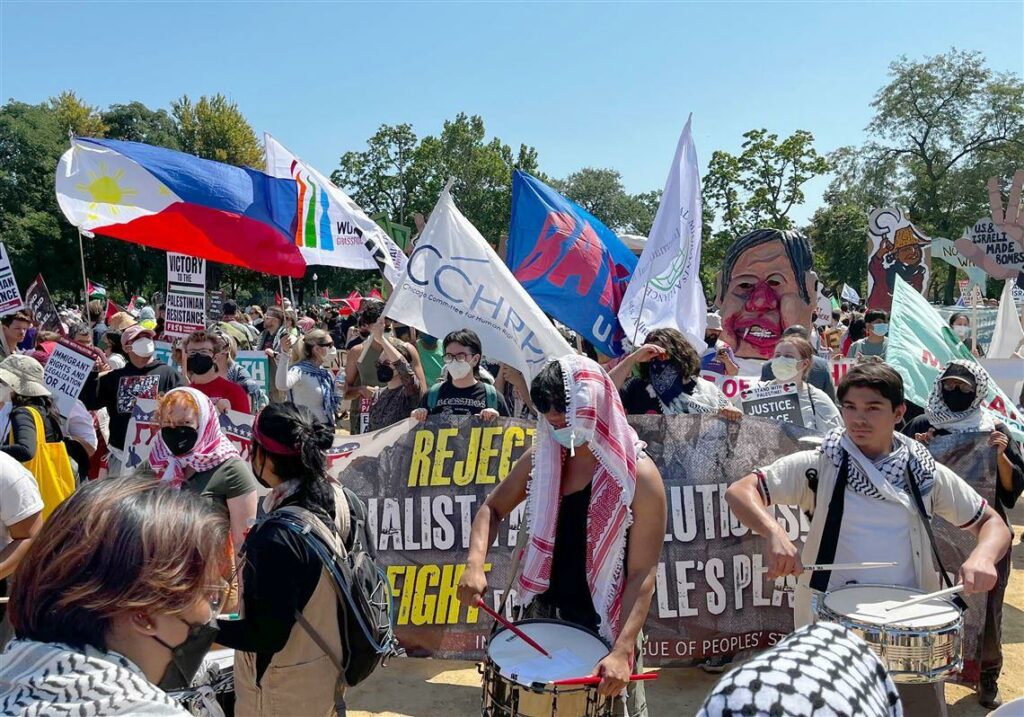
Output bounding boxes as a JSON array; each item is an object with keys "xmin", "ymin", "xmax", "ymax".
[
  {"xmin": 904, "ymin": 468, "xmax": 969, "ymax": 612},
  {"xmin": 809, "ymin": 454, "xmax": 848, "ymax": 593}
]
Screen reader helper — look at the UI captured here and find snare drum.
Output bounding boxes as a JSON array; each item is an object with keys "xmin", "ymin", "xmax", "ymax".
[
  {"xmin": 814, "ymin": 584, "xmax": 963, "ymax": 684},
  {"xmin": 482, "ymin": 619, "xmax": 612, "ymax": 716}
]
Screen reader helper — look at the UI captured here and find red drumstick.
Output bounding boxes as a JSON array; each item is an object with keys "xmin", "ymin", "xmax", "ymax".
[
  {"xmin": 552, "ymin": 673, "xmax": 658, "ymax": 686},
  {"xmin": 474, "ymin": 598, "xmax": 550, "ymax": 658}
]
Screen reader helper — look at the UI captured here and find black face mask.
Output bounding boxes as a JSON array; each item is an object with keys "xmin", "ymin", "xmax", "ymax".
[
  {"xmin": 152, "ymin": 617, "xmax": 219, "ymax": 691},
  {"xmin": 376, "ymin": 363, "xmax": 394, "ymax": 383},
  {"xmin": 161, "ymin": 426, "xmax": 199, "ymax": 456},
  {"xmin": 250, "ymin": 445, "xmax": 272, "ymax": 490},
  {"xmin": 186, "ymin": 354, "xmax": 215, "ymax": 376},
  {"xmin": 359, "ymin": 329, "xmax": 370, "ymax": 339},
  {"xmin": 942, "ymin": 388, "xmax": 975, "ymax": 413},
  {"xmin": 704, "ymin": 334, "xmax": 718, "ymax": 348}
]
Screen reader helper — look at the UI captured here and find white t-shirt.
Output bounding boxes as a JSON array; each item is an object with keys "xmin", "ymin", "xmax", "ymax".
[
  {"xmin": 831, "ymin": 488, "xmax": 917, "ymax": 589},
  {"xmin": 0, "ymin": 451, "xmax": 43, "ymax": 552}
]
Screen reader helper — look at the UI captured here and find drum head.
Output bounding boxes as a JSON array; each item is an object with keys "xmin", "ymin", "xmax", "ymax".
[
  {"xmin": 487, "ymin": 619, "xmax": 609, "ymax": 687},
  {"xmin": 823, "ymin": 585, "xmax": 960, "ymax": 629}
]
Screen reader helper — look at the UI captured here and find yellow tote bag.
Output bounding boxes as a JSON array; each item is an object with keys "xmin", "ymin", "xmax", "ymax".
[{"xmin": 9, "ymin": 407, "xmax": 76, "ymax": 521}]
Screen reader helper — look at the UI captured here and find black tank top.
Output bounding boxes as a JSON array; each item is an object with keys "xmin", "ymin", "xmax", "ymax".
[{"xmin": 539, "ymin": 481, "xmax": 600, "ymax": 633}]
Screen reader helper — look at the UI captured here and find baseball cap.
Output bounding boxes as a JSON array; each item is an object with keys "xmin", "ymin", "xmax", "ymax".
[
  {"xmin": 122, "ymin": 325, "xmax": 156, "ymax": 346},
  {"xmin": 939, "ymin": 363, "xmax": 977, "ymax": 389}
]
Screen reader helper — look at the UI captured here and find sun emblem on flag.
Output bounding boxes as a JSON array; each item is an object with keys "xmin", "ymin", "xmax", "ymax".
[{"xmin": 76, "ymin": 162, "xmax": 139, "ymax": 220}]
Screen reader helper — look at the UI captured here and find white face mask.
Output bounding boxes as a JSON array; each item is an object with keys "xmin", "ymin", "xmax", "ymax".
[
  {"xmin": 323, "ymin": 347, "xmax": 338, "ymax": 363},
  {"xmin": 446, "ymin": 359, "xmax": 473, "ymax": 380},
  {"xmin": 771, "ymin": 356, "xmax": 800, "ymax": 381},
  {"xmin": 953, "ymin": 324, "xmax": 971, "ymax": 339},
  {"xmin": 0, "ymin": 385, "xmax": 11, "ymax": 405},
  {"xmin": 132, "ymin": 337, "xmax": 155, "ymax": 358}
]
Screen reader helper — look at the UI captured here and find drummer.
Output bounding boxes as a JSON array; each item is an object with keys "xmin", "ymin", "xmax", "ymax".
[
  {"xmin": 725, "ymin": 361, "xmax": 1010, "ymax": 717},
  {"xmin": 457, "ymin": 355, "xmax": 666, "ymax": 714}
]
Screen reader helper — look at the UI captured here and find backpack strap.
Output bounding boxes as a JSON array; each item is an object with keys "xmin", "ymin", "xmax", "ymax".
[
  {"xmin": 904, "ymin": 467, "xmax": 969, "ymax": 611},
  {"xmin": 427, "ymin": 382, "xmax": 442, "ymax": 411},
  {"xmin": 809, "ymin": 454, "xmax": 849, "ymax": 593},
  {"xmin": 483, "ymin": 382, "xmax": 498, "ymax": 411}
]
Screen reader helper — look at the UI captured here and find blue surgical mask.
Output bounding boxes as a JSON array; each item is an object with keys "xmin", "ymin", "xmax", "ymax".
[
  {"xmin": 551, "ymin": 426, "xmax": 586, "ymax": 456},
  {"xmin": 872, "ymin": 323, "xmax": 889, "ymax": 337}
]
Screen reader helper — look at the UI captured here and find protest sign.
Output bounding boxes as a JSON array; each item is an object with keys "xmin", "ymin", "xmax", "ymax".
[
  {"xmin": 386, "ymin": 184, "xmax": 571, "ymax": 379},
  {"xmin": 866, "ymin": 207, "xmax": 931, "ymax": 311},
  {"xmin": 43, "ymin": 339, "xmax": 97, "ymax": 419},
  {"xmin": 829, "ymin": 356, "xmax": 856, "ymax": 387},
  {"xmin": 0, "ymin": 243, "xmax": 24, "ymax": 316},
  {"xmin": 208, "ymin": 290, "xmax": 224, "ymax": 321},
  {"xmin": 954, "ymin": 217, "xmax": 1024, "ymax": 280},
  {"xmin": 164, "ymin": 253, "xmax": 206, "ymax": 338},
  {"xmin": 235, "ymin": 350, "xmax": 271, "ymax": 394},
  {"xmin": 25, "ymin": 274, "xmax": 63, "ymax": 334},
  {"xmin": 889, "ymin": 276, "xmax": 1023, "ymax": 442},
  {"xmin": 700, "ymin": 373, "xmax": 759, "ymax": 400},
  {"xmin": 933, "ymin": 236, "xmax": 987, "ymax": 295},
  {"xmin": 153, "ymin": 340, "xmax": 174, "ymax": 368},
  {"xmin": 739, "ymin": 382, "xmax": 803, "ymax": 426}
]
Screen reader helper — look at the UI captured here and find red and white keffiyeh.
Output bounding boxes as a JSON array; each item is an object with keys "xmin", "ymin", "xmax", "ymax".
[
  {"xmin": 518, "ymin": 354, "xmax": 644, "ymax": 644},
  {"xmin": 150, "ymin": 387, "xmax": 241, "ymax": 488}
]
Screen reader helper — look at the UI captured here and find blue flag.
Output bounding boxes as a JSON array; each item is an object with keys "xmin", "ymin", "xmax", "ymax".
[{"xmin": 507, "ymin": 171, "xmax": 637, "ymax": 356}]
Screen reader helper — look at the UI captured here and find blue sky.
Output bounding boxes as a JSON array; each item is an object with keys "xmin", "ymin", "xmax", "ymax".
[{"xmin": 2, "ymin": 1, "xmax": 1022, "ymax": 227}]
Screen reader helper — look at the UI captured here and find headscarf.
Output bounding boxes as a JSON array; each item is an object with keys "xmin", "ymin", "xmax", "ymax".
[
  {"xmin": 925, "ymin": 359, "xmax": 996, "ymax": 432},
  {"xmin": 298, "ymin": 316, "xmax": 316, "ymax": 333},
  {"xmin": 518, "ymin": 354, "xmax": 644, "ymax": 644},
  {"xmin": 697, "ymin": 622, "xmax": 903, "ymax": 717},
  {"xmin": 149, "ymin": 387, "xmax": 241, "ymax": 488}
]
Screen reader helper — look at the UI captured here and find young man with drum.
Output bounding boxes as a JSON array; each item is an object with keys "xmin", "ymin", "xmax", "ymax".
[
  {"xmin": 725, "ymin": 361, "xmax": 1011, "ymax": 716},
  {"xmin": 457, "ymin": 355, "xmax": 666, "ymax": 714}
]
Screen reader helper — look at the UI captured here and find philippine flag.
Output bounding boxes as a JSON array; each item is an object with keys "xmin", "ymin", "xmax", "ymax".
[{"xmin": 56, "ymin": 137, "xmax": 306, "ymax": 277}]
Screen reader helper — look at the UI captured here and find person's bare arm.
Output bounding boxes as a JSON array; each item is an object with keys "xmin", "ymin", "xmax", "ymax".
[
  {"xmin": 0, "ymin": 511, "xmax": 42, "ymax": 580},
  {"xmin": 343, "ymin": 340, "xmax": 365, "ymax": 400},
  {"xmin": 403, "ymin": 341, "xmax": 428, "ymax": 397},
  {"xmin": 593, "ymin": 456, "xmax": 666, "ymax": 697},
  {"xmin": 501, "ymin": 365, "xmax": 534, "ymax": 411},
  {"xmin": 456, "ymin": 447, "xmax": 533, "ymax": 605},
  {"xmin": 725, "ymin": 473, "xmax": 802, "ymax": 579},
  {"xmin": 959, "ymin": 505, "xmax": 1011, "ymax": 594},
  {"xmin": 227, "ymin": 491, "xmax": 259, "ymax": 558}
]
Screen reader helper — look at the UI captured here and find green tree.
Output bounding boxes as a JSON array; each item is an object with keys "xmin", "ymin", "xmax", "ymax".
[
  {"xmin": 807, "ymin": 202, "xmax": 869, "ymax": 291},
  {"xmin": 50, "ymin": 90, "xmax": 107, "ymax": 138},
  {"xmin": 103, "ymin": 102, "xmax": 180, "ymax": 149},
  {"xmin": 332, "ymin": 123, "xmax": 422, "ymax": 225},
  {"xmin": 171, "ymin": 93, "xmax": 263, "ymax": 167},
  {"xmin": 816, "ymin": 49, "xmax": 1024, "ymax": 302},
  {"xmin": 552, "ymin": 168, "xmax": 659, "ymax": 234}
]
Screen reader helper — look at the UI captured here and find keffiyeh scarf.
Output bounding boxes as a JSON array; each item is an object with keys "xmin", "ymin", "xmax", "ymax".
[
  {"xmin": 291, "ymin": 359, "xmax": 340, "ymax": 425},
  {"xmin": 150, "ymin": 388, "xmax": 241, "ymax": 488},
  {"xmin": 924, "ymin": 359, "xmax": 996, "ymax": 432},
  {"xmin": 519, "ymin": 354, "xmax": 645, "ymax": 644},
  {"xmin": 648, "ymin": 361, "xmax": 724, "ymax": 415},
  {"xmin": 697, "ymin": 622, "xmax": 903, "ymax": 717},
  {"xmin": 820, "ymin": 427, "xmax": 936, "ymax": 504}
]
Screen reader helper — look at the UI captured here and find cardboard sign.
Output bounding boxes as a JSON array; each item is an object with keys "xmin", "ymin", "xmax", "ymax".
[
  {"xmin": 953, "ymin": 217, "xmax": 1024, "ymax": 280},
  {"xmin": 153, "ymin": 340, "xmax": 175, "ymax": 369},
  {"xmin": 164, "ymin": 253, "xmax": 206, "ymax": 338},
  {"xmin": 700, "ymin": 373, "xmax": 760, "ymax": 400},
  {"xmin": 25, "ymin": 274, "xmax": 63, "ymax": 334},
  {"xmin": 235, "ymin": 350, "xmax": 270, "ymax": 394},
  {"xmin": 0, "ymin": 243, "xmax": 24, "ymax": 316},
  {"xmin": 739, "ymin": 382, "xmax": 804, "ymax": 426},
  {"xmin": 43, "ymin": 339, "xmax": 97, "ymax": 419}
]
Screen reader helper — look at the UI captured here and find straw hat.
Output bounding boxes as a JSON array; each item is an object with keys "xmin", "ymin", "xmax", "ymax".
[{"xmin": 0, "ymin": 354, "xmax": 52, "ymax": 398}]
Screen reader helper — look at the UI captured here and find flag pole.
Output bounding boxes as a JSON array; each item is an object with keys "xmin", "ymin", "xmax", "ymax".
[
  {"xmin": 278, "ymin": 276, "xmax": 284, "ymax": 305},
  {"xmin": 78, "ymin": 228, "xmax": 92, "ymax": 334},
  {"xmin": 288, "ymin": 276, "xmax": 296, "ymax": 306},
  {"xmin": 630, "ymin": 280, "xmax": 651, "ymax": 349}
]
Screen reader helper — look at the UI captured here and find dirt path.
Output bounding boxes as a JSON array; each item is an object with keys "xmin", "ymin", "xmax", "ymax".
[{"xmin": 350, "ymin": 507, "xmax": 1024, "ymax": 716}]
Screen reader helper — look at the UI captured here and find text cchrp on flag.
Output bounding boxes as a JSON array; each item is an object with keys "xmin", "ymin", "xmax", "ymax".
[{"xmin": 507, "ymin": 171, "xmax": 636, "ymax": 357}]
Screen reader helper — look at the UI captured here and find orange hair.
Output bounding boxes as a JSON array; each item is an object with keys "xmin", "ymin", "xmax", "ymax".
[{"xmin": 156, "ymin": 390, "xmax": 201, "ymax": 424}]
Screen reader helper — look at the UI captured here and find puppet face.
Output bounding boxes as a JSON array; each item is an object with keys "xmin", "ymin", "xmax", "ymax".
[
  {"xmin": 896, "ymin": 244, "xmax": 922, "ymax": 265},
  {"xmin": 716, "ymin": 241, "xmax": 815, "ymax": 359}
]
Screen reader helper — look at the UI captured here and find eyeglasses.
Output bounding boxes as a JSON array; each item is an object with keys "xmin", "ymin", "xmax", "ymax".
[
  {"xmin": 186, "ymin": 350, "xmax": 215, "ymax": 358},
  {"xmin": 204, "ymin": 581, "xmax": 230, "ymax": 613},
  {"xmin": 444, "ymin": 352, "xmax": 475, "ymax": 363}
]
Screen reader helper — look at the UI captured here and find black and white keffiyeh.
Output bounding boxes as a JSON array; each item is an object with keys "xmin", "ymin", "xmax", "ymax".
[
  {"xmin": 820, "ymin": 427, "xmax": 936, "ymax": 501},
  {"xmin": 697, "ymin": 622, "xmax": 902, "ymax": 717},
  {"xmin": 924, "ymin": 359, "xmax": 996, "ymax": 433}
]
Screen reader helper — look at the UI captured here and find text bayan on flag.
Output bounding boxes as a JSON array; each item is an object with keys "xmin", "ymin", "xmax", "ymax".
[{"xmin": 507, "ymin": 171, "xmax": 636, "ymax": 357}]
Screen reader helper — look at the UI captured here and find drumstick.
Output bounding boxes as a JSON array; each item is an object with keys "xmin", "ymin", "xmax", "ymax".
[
  {"xmin": 885, "ymin": 584, "xmax": 964, "ymax": 612},
  {"xmin": 552, "ymin": 673, "xmax": 658, "ymax": 686},
  {"xmin": 803, "ymin": 562, "xmax": 897, "ymax": 571},
  {"xmin": 475, "ymin": 598, "xmax": 550, "ymax": 658}
]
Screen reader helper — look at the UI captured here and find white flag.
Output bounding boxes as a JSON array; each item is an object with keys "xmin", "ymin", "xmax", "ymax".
[
  {"xmin": 264, "ymin": 134, "xmax": 405, "ymax": 285},
  {"xmin": 617, "ymin": 115, "xmax": 706, "ymax": 351},
  {"xmin": 384, "ymin": 183, "xmax": 571, "ymax": 378},
  {"xmin": 841, "ymin": 283, "xmax": 861, "ymax": 304},
  {"xmin": 987, "ymin": 279, "xmax": 1024, "ymax": 358}
]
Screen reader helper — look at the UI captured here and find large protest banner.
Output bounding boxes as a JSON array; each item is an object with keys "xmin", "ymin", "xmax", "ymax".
[
  {"xmin": 0, "ymin": 243, "xmax": 25, "ymax": 316},
  {"xmin": 43, "ymin": 339, "xmax": 97, "ymax": 420},
  {"xmin": 164, "ymin": 253, "xmax": 206, "ymax": 338},
  {"xmin": 235, "ymin": 350, "xmax": 271, "ymax": 394},
  {"xmin": 25, "ymin": 274, "xmax": 63, "ymax": 334}
]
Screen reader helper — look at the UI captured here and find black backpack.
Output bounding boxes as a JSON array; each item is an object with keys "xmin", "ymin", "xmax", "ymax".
[{"xmin": 272, "ymin": 484, "xmax": 399, "ymax": 687}]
